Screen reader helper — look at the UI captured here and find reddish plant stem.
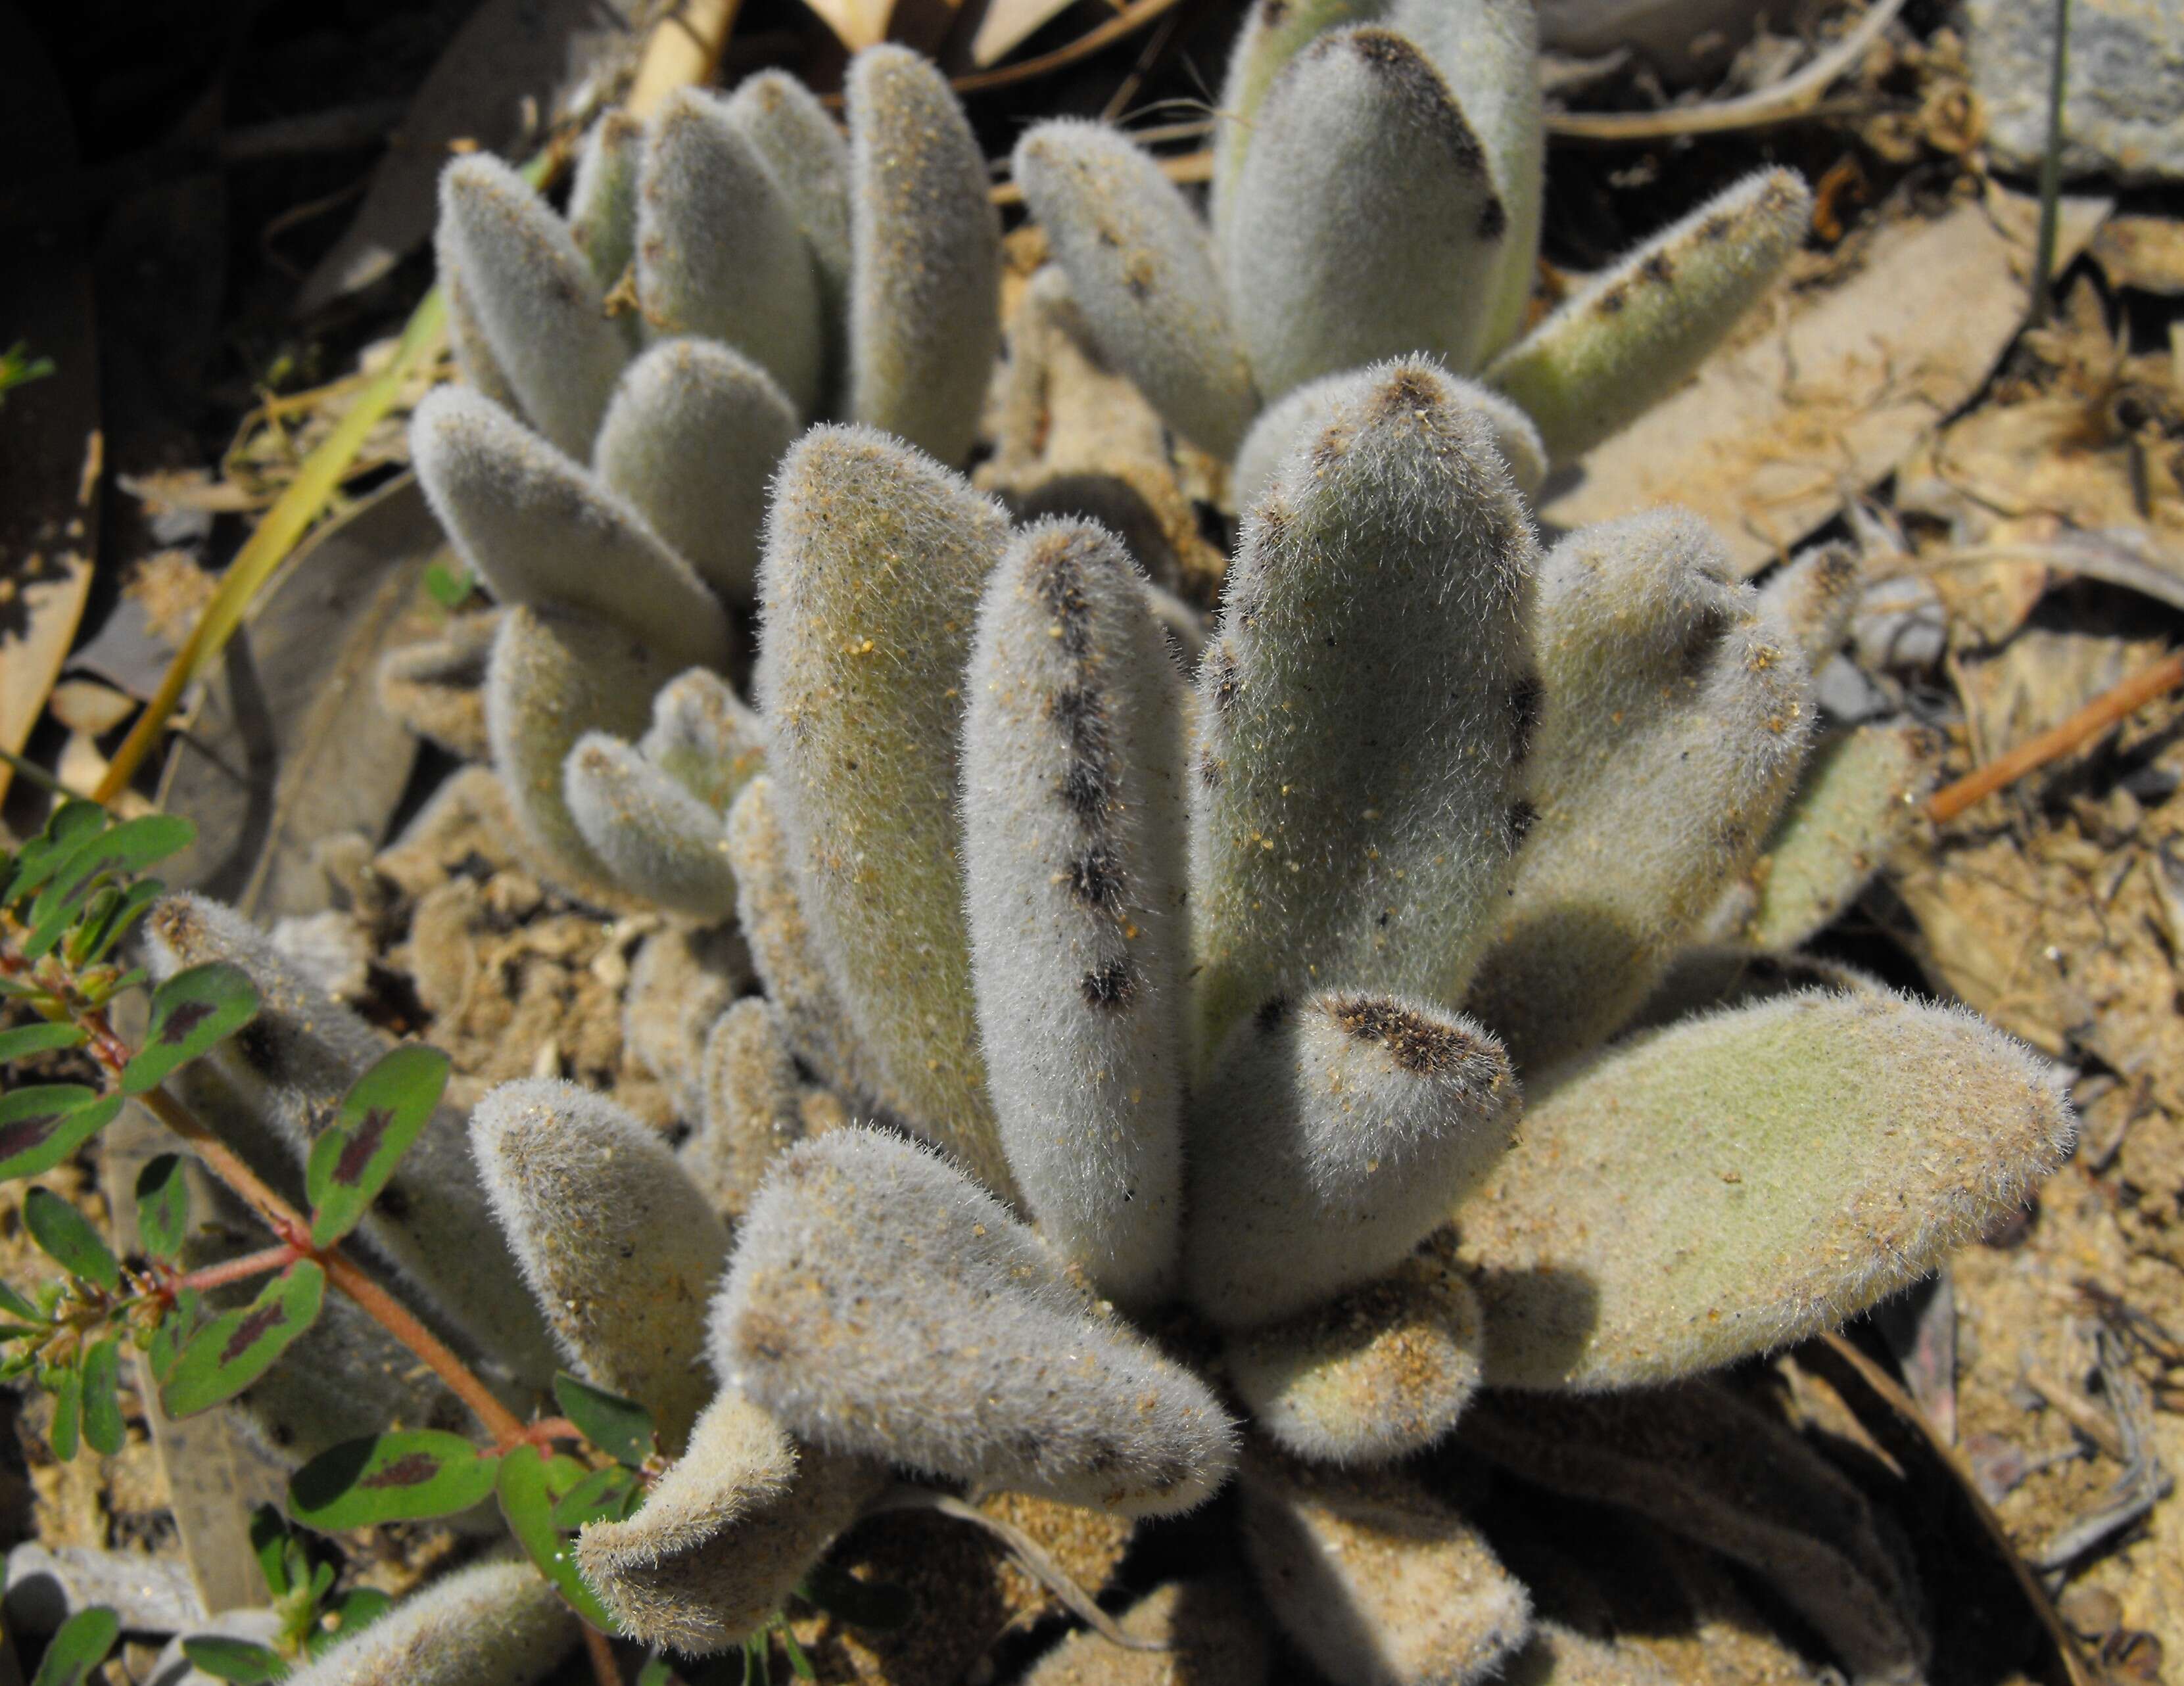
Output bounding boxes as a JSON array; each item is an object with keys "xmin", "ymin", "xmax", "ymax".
[
  {"xmin": 73, "ymin": 1004, "xmax": 533, "ymax": 1453},
  {"xmin": 316, "ymin": 1250, "xmax": 529, "ymax": 1450},
  {"xmin": 170, "ymin": 1244, "xmax": 299, "ymax": 1296},
  {"xmin": 581, "ymin": 1622, "xmax": 621, "ymax": 1686},
  {"xmin": 1930, "ymin": 648, "xmax": 2184, "ymax": 823}
]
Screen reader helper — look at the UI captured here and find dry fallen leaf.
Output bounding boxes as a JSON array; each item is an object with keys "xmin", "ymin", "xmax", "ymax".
[{"xmin": 1540, "ymin": 188, "xmax": 2112, "ymax": 575}]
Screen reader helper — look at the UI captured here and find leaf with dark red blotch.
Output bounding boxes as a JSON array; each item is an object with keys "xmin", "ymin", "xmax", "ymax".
[
  {"xmin": 29, "ymin": 1604, "xmax": 118, "ymax": 1686},
  {"xmin": 289, "ymin": 1429, "xmax": 500, "ymax": 1529},
  {"xmin": 160, "ymin": 1260, "xmax": 324, "ymax": 1418},
  {"xmin": 81, "ymin": 1338, "xmax": 124, "ymax": 1457},
  {"xmin": 304, "ymin": 1044, "xmax": 450, "ymax": 1248},
  {"xmin": 123, "ymin": 962, "xmax": 260, "ymax": 1096},
  {"xmin": 0, "ymin": 1087, "xmax": 122, "ymax": 1183},
  {"xmin": 135, "ymin": 1154, "xmax": 191, "ymax": 1262},
  {"xmin": 549, "ymin": 1461, "xmax": 642, "ymax": 1530},
  {"xmin": 24, "ymin": 1186, "xmax": 119, "ymax": 1290},
  {"xmin": 497, "ymin": 1443, "xmax": 618, "ymax": 1631}
]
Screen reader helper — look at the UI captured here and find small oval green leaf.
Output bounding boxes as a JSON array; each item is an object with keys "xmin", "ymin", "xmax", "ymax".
[
  {"xmin": 160, "ymin": 1259, "xmax": 324, "ymax": 1418},
  {"xmin": 0, "ymin": 1088, "xmax": 123, "ymax": 1183},
  {"xmin": 304, "ymin": 1044, "xmax": 450, "ymax": 1247},
  {"xmin": 247, "ymin": 1504, "xmax": 296, "ymax": 1599},
  {"xmin": 47, "ymin": 1360, "xmax": 82, "ymax": 1461},
  {"xmin": 135, "ymin": 1154, "xmax": 191, "ymax": 1261},
  {"xmin": 320, "ymin": 1586, "xmax": 392, "ymax": 1650},
  {"xmin": 32, "ymin": 814, "xmax": 195, "ymax": 929},
  {"xmin": 496, "ymin": 1443, "xmax": 617, "ymax": 1631},
  {"xmin": 548, "ymin": 1463, "xmax": 642, "ymax": 1531},
  {"xmin": 74, "ymin": 877, "xmax": 164, "ymax": 968},
  {"xmin": 24, "ymin": 1186, "xmax": 119, "ymax": 1290},
  {"xmin": 5, "ymin": 802, "xmax": 106, "ymax": 910},
  {"xmin": 552, "ymin": 1372, "xmax": 656, "ymax": 1468},
  {"xmin": 179, "ymin": 1637, "xmax": 287, "ymax": 1684},
  {"xmin": 29, "ymin": 1604, "xmax": 119, "ymax": 1686},
  {"xmin": 81, "ymin": 1338, "xmax": 124, "ymax": 1457},
  {"xmin": 0, "ymin": 1022, "xmax": 87, "ymax": 1064},
  {"xmin": 289, "ymin": 1430, "xmax": 499, "ymax": 1530},
  {"xmin": 0, "ymin": 1276, "xmax": 41, "ymax": 1322},
  {"xmin": 124, "ymin": 962, "xmax": 260, "ymax": 1095}
]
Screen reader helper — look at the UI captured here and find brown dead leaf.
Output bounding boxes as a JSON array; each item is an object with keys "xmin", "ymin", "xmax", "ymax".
[
  {"xmin": 2092, "ymin": 216, "xmax": 2184, "ymax": 298},
  {"xmin": 968, "ymin": 0, "xmax": 1080, "ymax": 66},
  {"xmin": 1540, "ymin": 189, "xmax": 2112, "ymax": 575},
  {"xmin": 156, "ymin": 477, "xmax": 448, "ymax": 918}
]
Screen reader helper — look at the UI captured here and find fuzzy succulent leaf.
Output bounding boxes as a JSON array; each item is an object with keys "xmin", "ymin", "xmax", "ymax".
[
  {"xmin": 1185, "ymin": 991, "xmax": 1517, "ymax": 1327},
  {"xmin": 1383, "ymin": 0, "xmax": 1543, "ymax": 354},
  {"xmin": 1013, "ymin": 122, "xmax": 1258, "ymax": 460},
  {"xmin": 1461, "ymin": 1384, "xmax": 1930, "ymax": 1681},
  {"xmin": 1741, "ymin": 722, "xmax": 1943, "ymax": 952},
  {"xmin": 1190, "ymin": 360, "xmax": 1539, "ymax": 1056},
  {"xmin": 1758, "ymin": 540, "xmax": 1863, "ymax": 671},
  {"xmin": 1227, "ymin": 26, "xmax": 1508, "ymax": 402},
  {"xmin": 1024, "ymin": 1580, "xmax": 1271, "ymax": 1686},
  {"xmin": 592, "ymin": 339, "xmax": 799, "ymax": 605},
  {"xmin": 283, "ymin": 1558, "xmax": 575, "ymax": 1686},
  {"xmin": 1465, "ymin": 509, "xmax": 1811, "ymax": 1071},
  {"xmin": 711, "ymin": 1128, "xmax": 1239, "ymax": 1514},
  {"xmin": 1484, "ymin": 169, "xmax": 1811, "ymax": 465},
  {"xmin": 1239, "ymin": 1454, "xmax": 1532, "ymax": 1686},
  {"xmin": 1223, "ymin": 1240, "xmax": 1484, "ymax": 1465},
  {"xmin": 637, "ymin": 88, "xmax": 823, "ymax": 417},
  {"xmin": 410, "ymin": 386, "xmax": 732, "ymax": 673},
  {"xmin": 1210, "ymin": 0, "xmax": 1383, "ymax": 250},
  {"xmin": 1231, "ymin": 363, "xmax": 1545, "ymax": 510},
  {"xmin": 962, "ymin": 519, "xmax": 1189, "ymax": 1307},
  {"xmin": 1500, "ymin": 1626, "xmax": 1676, "ymax": 1686},
  {"xmin": 579, "ymin": 1390, "xmax": 880, "ymax": 1654},
  {"xmin": 686, "ymin": 998, "xmax": 811, "ymax": 1221},
  {"xmin": 472, "ymin": 1079, "xmax": 730, "ymax": 1451},
  {"xmin": 724, "ymin": 72, "xmax": 852, "ymax": 375},
  {"xmin": 435, "ymin": 156, "xmax": 629, "ymax": 457},
  {"xmin": 1622, "ymin": 947, "xmax": 1882, "ymax": 1041},
  {"xmin": 843, "ymin": 47, "xmax": 1001, "ymax": 464},
  {"xmin": 638, "ymin": 668, "xmax": 767, "ymax": 814},
  {"xmin": 1453, "ymin": 988, "xmax": 2074, "ymax": 1390},
  {"xmin": 724, "ymin": 777, "xmax": 886, "ymax": 1101},
  {"xmin": 564, "ymin": 734, "xmax": 740, "ymax": 924},
  {"xmin": 753, "ymin": 427, "xmax": 1013, "ymax": 1192},
  {"xmin": 568, "ymin": 112, "xmax": 646, "ymax": 297},
  {"xmin": 487, "ymin": 605, "xmax": 684, "ymax": 904},
  {"xmin": 144, "ymin": 894, "xmax": 558, "ymax": 1387},
  {"xmin": 443, "ymin": 269, "xmax": 522, "ymax": 415}
]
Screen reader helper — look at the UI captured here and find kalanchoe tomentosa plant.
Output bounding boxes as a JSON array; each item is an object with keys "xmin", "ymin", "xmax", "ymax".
[
  {"xmin": 405, "ymin": 42, "xmax": 999, "ymax": 915},
  {"xmin": 358, "ymin": 357, "xmax": 2066, "ymax": 1683},
  {"xmin": 1012, "ymin": 0, "xmax": 1812, "ymax": 494}
]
